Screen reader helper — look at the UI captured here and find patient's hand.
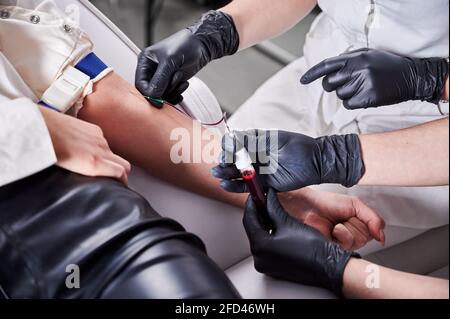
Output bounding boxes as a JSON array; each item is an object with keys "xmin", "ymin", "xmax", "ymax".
[
  {"xmin": 279, "ymin": 188, "xmax": 385, "ymax": 250},
  {"xmin": 40, "ymin": 107, "xmax": 131, "ymax": 185}
]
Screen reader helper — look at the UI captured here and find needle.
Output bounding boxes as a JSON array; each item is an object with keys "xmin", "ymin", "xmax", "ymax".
[
  {"xmin": 223, "ymin": 113, "xmax": 232, "ymax": 135},
  {"xmin": 144, "ymin": 95, "xmax": 231, "ymax": 128}
]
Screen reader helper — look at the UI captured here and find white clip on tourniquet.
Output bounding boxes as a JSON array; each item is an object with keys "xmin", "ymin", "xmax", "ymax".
[{"xmin": 41, "ymin": 66, "xmax": 90, "ymax": 113}]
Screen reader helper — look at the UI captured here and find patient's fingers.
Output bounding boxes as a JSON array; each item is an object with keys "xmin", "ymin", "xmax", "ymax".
[
  {"xmin": 352, "ymin": 198, "xmax": 386, "ymax": 244},
  {"xmin": 306, "ymin": 216, "xmax": 371, "ymax": 250},
  {"xmin": 107, "ymin": 153, "xmax": 132, "ymax": 175},
  {"xmin": 303, "ymin": 213, "xmax": 333, "ymax": 241},
  {"xmin": 343, "ymin": 217, "xmax": 372, "ymax": 250},
  {"xmin": 97, "ymin": 159, "xmax": 129, "ymax": 186},
  {"xmin": 332, "ymin": 223, "xmax": 355, "ymax": 250},
  {"xmin": 333, "ymin": 218, "xmax": 372, "ymax": 250}
]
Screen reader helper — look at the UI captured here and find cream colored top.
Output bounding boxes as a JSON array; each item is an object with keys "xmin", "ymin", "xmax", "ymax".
[{"xmin": 0, "ymin": 0, "xmax": 94, "ymax": 186}]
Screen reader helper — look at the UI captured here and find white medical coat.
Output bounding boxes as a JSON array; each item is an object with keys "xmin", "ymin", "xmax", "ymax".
[{"xmin": 231, "ymin": 0, "xmax": 449, "ymax": 134}]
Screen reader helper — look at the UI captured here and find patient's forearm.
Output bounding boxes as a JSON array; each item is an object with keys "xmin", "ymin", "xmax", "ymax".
[
  {"xmin": 221, "ymin": 0, "xmax": 317, "ymax": 49},
  {"xmin": 358, "ymin": 118, "xmax": 449, "ymax": 186},
  {"xmin": 79, "ymin": 72, "xmax": 246, "ymax": 207},
  {"xmin": 343, "ymin": 258, "xmax": 449, "ymax": 299}
]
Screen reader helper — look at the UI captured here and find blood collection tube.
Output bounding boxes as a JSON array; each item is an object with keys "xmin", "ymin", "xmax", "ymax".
[{"xmin": 235, "ymin": 148, "xmax": 274, "ymax": 231}]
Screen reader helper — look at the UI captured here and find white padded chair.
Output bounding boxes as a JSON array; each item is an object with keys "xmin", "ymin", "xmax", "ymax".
[{"xmin": 58, "ymin": 0, "xmax": 448, "ymax": 299}]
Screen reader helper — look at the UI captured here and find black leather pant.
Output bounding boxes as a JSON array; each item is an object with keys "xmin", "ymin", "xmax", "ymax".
[{"xmin": 0, "ymin": 167, "xmax": 240, "ymax": 299}]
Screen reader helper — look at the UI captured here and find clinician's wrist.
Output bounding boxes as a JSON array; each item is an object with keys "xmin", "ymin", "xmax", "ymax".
[
  {"xmin": 321, "ymin": 244, "xmax": 361, "ymax": 299},
  {"xmin": 414, "ymin": 57, "xmax": 449, "ymax": 104},
  {"xmin": 316, "ymin": 134, "xmax": 366, "ymax": 188},
  {"xmin": 188, "ymin": 10, "xmax": 240, "ymax": 61}
]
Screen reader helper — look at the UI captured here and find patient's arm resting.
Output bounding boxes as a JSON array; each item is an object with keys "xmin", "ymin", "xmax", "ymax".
[
  {"xmin": 343, "ymin": 258, "xmax": 449, "ymax": 299},
  {"xmin": 79, "ymin": 72, "xmax": 246, "ymax": 207}
]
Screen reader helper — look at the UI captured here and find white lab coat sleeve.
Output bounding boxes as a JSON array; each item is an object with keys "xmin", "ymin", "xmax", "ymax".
[{"xmin": 0, "ymin": 98, "xmax": 57, "ymax": 187}]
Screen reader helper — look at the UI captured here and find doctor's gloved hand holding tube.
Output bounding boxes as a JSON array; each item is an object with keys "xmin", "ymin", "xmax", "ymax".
[
  {"xmin": 214, "ymin": 118, "xmax": 449, "ymax": 195},
  {"xmin": 213, "ymin": 130, "xmax": 366, "ymax": 193}
]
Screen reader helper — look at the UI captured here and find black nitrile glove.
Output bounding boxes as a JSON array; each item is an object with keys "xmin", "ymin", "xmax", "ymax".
[
  {"xmin": 136, "ymin": 10, "xmax": 239, "ymax": 105},
  {"xmin": 245, "ymin": 189, "xmax": 359, "ymax": 297},
  {"xmin": 212, "ymin": 130, "xmax": 365, "ymax": 193},
  {"xmin": 301, "ymin": 48, "xmax": 449, "ymax": 109}
]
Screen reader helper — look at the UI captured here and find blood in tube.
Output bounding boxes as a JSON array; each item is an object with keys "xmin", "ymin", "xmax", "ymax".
[{"xmin": 242, "ymin": 169, "xmax": 274, "ymax": 231}]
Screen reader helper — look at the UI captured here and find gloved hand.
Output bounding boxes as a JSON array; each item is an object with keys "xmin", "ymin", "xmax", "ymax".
[
  {"xmin": 136, "ymin": 10, "xmax": 240, "ymax": 105},
  {"xmin": 300, "ymin": 48, "xmax": 449, "ymax": 109},
  {"xmin": 212, "ymin": 130, "xmax": 365, "ymax": 193},
  {"xmin": 244, "ymin": 189, "xmax": 359, "ymax": 297}
]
